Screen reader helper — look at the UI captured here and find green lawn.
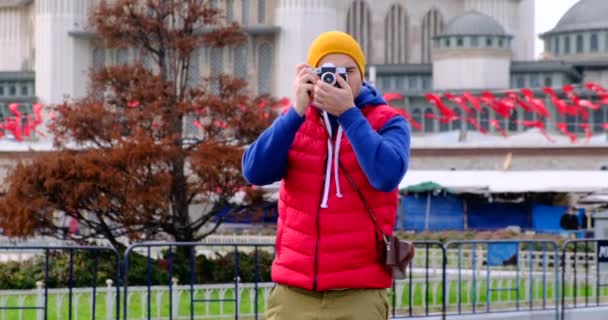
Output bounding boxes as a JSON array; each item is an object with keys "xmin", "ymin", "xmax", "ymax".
[{"xmin": 1, "ymin": 280, "xmax": 607, "ymax": 319}]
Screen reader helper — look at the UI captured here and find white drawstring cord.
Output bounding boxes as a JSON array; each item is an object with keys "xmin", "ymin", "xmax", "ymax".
[
  {"xmin": 320, "ymin": 112, "xmax": 333, "ymax": 208},
  {"xmin": 334, "ymin": 126, "xmax": 343, "ymax": 198}
]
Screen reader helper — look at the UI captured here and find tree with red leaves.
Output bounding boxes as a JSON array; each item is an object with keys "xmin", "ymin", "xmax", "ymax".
[{"xmin": 0, "ymin": 0, "xmax": 275, "ymax": 248}]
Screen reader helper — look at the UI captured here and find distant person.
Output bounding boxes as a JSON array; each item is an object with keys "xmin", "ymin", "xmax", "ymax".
[{"xmin": 560, "ymin": 207, "xmax": 579, "ymax": 231}]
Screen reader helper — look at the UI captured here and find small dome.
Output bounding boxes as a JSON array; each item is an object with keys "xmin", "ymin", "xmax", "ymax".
[
  {"xmin": 545, "ymin": 0, "xmax": 608, "ymax": 35},
  {"xmin": 440, "ymin": 11, "xmax": 508, "ymax": 37}
]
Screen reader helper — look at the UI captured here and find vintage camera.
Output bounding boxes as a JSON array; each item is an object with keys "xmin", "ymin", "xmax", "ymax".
[{"xmin": 314, "ymin": 63, "xmax": 348, "ymax": 88}]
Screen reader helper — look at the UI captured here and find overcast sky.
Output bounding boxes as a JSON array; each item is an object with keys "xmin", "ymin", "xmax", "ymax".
[{"xmin": 534, "ymin": 0, "xmax": 579, "ymax": 58}]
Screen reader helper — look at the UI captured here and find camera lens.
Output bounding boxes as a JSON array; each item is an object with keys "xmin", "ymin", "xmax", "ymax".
[{"xmin": 321, "ymin": 72, "xmax": 336, "ymax": 85}]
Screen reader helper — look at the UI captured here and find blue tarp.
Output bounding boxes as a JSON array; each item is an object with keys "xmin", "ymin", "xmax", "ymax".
[
  {"xmin": 487, "ymin": 242, "xmax": 519, "ymax": 266},
  {"xmin": 467, "ymin": 201, "xmax": 530, "ymax": 230},
  {"xmin": 401, "ymin": 194, "xmax": 464, "ymax": 231},
  {"xmin": 532, "ymin": 204, "xmax": 566, "ymax": 233}
]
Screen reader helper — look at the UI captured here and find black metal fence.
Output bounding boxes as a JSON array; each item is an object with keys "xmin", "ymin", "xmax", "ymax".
[
  {"xmin": 0, "ymin": 245, "xmax": 120, "ymax": 320},
  {"xmin": 560, "ymin": 239, "xmax": 608, "ymax": 319},
  {"xmin": 1, "ymin": 239, "xmax": 608, "ymax": 319}
]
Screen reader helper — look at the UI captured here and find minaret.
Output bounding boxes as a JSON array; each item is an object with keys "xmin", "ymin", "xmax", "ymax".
[
  {"xmin": 35, "ymin": 0, "xmax": 95, "ymax": 105},
  {"xmin": 273, "ymin": 0, "xmax": 345, "ymax": 100}
]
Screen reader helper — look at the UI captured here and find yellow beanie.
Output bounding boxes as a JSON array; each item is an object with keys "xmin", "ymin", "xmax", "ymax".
[{"xmin": 306, "ymin": 31, "xmax": 366, "ymax": 78}]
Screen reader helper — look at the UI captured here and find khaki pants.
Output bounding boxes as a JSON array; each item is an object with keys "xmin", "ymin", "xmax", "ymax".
[{"xmin": 265, "ymin": 284, "xmax": 389, "ymax": 320}]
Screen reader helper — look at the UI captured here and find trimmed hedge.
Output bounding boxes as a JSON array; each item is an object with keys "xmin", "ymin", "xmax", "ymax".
[{"xmin": 0, "ymin": 249, "xmax": 274, "ymax": 289}]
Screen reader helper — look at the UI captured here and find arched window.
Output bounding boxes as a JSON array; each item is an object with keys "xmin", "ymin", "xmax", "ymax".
[
  {"xmin": 226, "ymin": 0, "xmax": 234, "ymax": 22},
  {"xmin": 508, "ymin": 109, "xmax": 518, "ymax": 131},
  {"xmin": 412, "ymin": 108, "xmax": 422, "ymax": 127},
  {"xmin": 565, "ymin": 112, "xmax": 586, "ymax": 134},
  {"xmin": 439, "ymin": 118, "xmax": 450, "ymax": 132},
  {"xmin": 257, "ymin": 43, "xmax": 273, "ymax": 94},
  {"xmin": 467, "ymin": 109, "xmax": 478, "ymax": 131},
  {"xmin": 92, "ymin": 47, "xmax": 105, "ymax": 70},
  {"xmin": 210, "ymin": 47, "xmax": 224, "ymax": 76},
  {"xmin": 117, "ymin": 48, "xmax": 129, "ymax": 65},
  {"xmin": 576, "ymin": 34, "xmax": 584, "ymax": 53},
  {"xmin": 591, "ymin": 33, "xmax": 599, "ymax": 52},
  {"xmin": 480, "ymin": 109, "xmax": 489, "ymax": 132},
  {"xmin": 187, "ymin": 49, "xmax": 201, "ymax": 87},
  {"xmin": 384, "ymin": 4, "xmax": 409, "ymax": 64},
  {"xmin": 421, "ymin": 8, "xmax": 444, "ymax": 63},
  {"xmin": 423, "ymin": 107, "xmax": 434, "ymax": 133},
  {"xmin": 346, "ymin": 0, "xmax": 372, "ymax": 60},
  {"xmin": 257, "ymin": 0, "xmax": 265, "ymax": 23},
  {"xmin": 451, "ymin": 108, "xmax": 462, "ymax": 131},
  {"xmin": 233, "ymin": 44, "xmax": 248, "ymax": 79},
  {"xmin": 592, "ymin": 107, "xmax": 607, "ymax": 133},
  {"xmin": 554, "ymin": 37, "xmax": 560, "ymax": 55},
  {"xmin": 241, "ymin": 0, "xmax": 250, "ymax": 25}
]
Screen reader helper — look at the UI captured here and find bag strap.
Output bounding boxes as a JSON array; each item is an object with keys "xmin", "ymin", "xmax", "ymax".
[{"xmin": 338, "ymin": 161, "xmax": 389, "ymax": 245}]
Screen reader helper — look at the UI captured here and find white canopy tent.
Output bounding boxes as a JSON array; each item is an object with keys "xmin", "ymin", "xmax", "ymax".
[
  {"xmin": 398, "ymin": 170, "xmax": 608, "ymax": 194},
  {"xmin": 261, "ymin": 170, "xmax": 608, "ymax": 200}
]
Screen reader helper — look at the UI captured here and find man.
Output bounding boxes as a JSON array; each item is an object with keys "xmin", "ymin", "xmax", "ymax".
[{"xmin": 242, "ymin": 31, "xmax": 410, "ymax": 320}]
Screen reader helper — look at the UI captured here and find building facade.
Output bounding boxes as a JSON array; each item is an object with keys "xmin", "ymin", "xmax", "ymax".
[{"xmin": 0, "ymin": 0, "xmax": 607, "ymax": 178}]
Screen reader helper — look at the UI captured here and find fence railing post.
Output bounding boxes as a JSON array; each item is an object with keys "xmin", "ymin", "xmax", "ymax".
[
  {"xmin": 36, "ymin": 280, "xmax": 44, "ymax": 320},
  {"xmin": 105, "ymin": 279, "xmax": 114, "ymax": 320},
  {"xmin": 172, "ymin": 277, "xmax": 179, "ymax": 319}
]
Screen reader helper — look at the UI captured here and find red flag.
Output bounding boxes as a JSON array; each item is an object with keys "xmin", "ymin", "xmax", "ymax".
[
  {"xmin": 32, "ymin": 103, "xmax": 43, "ymax": 124},
  {"xmin": 505, "ymin": 91, "xmax": 535, "ymax": 113},
  {"xmin": 518, "ymin": 120, "xmax": 555, "ymax": 142},
  {"xmin": 463, "ymin": 91, "xmax": 483, "ymax": 112},
  {"xmin": 394, "ymin": 108, "xmax": 422, "ymax": 130},
  {"xmin": 444, "ymin": 93, "xmax": 474, "ymax": 115},
  {"xmin": 127, "ymin": 100, "xmax": 140, "ymax": 108},
  {"xmin": 213, "ymin": 119, "xmax": 227, "ymax": 129},
  {"xmin": 424, "ymin": 93, "xmax": 458, "ymax": 122},
  {"xmin": 479, "ymin": 91, "xmax": 512, "ymax": 118},
  {"xmin": 193, "ymin": 119, "xmax": 204, "ymax": 130},
  {"xmin": 68, "ymin": 217, "xmax": 79, "ymax": 236},
  {"xmin": 257, "ymin": 99, "xmax": 269, "ymax": 109},
  {"xmin": 543, "ymin": 87, "xmax": 579, "ymax": 117},
  {"xmin": 22, "ymin": 103, "xmax": 46, "ymax": 137},
  {"xmin": 23, "ymin": 114, "xmax": 33, "ymax": 137},
  {"xmin": 9, "ymin": 103, "xmax": 21, "ymax": 117},
  {"xmin": 489, "ymin": 119, "xmax": 507, "ymax": 137},
  {"xmin": 383, "ymin": 92, "xmax": 404, "ymax": 102},
  {"xmin": 6, "ymin": 103, "xmax": 22, "ymax": 141},
  {"xmin": 465, "ymin": 117, "xmax": 487, "ymax": 135},
  {"xmin": 520, "ymin": 88, "xmax": 550, "ymax": 118},
  {"xmin": 3, "ymin": 118, "xmax": 22, "ymax": 141},
  {"xmin": 584, "ymin": 82, "xmax": 608, "ymax": 104},
  {"xmin": 278, "ymin": 97, "xmax": 291, "ymax": 108},
  {"xmin": 580, "ymin": 123, "xmax": 592, "ymax": 142},
  {"xmin": 424, "ymin": 113, "xmax": 451, "ymax": 124},
  {"xmin": 383, "ymin": 92, "xmax": 422, "ymax": 130},
  {"xmin": 563, "ymin": 84, "xmax": 599, "ymax": 116},
  {"xmin": 556, "ymin": 122, "xmax": 577, "ymax": 143}
]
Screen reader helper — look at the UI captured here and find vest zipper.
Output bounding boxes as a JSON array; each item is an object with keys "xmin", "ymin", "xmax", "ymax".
[{"xmin": 312, "ymin": 154, "xmax": 328, "ymax": 291}]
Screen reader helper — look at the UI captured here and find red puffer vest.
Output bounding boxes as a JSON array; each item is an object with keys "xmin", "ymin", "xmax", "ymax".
[{"xmin": 271, "ymin": 104, "xmax": 399, "ymax": 291}]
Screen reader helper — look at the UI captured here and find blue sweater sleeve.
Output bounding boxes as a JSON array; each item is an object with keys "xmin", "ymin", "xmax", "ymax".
[
  {"xmin": 337, "ymin": 107, "xmax": 410, "ymax": 192},
  {"xmin": 242, "ymin": 107, "xmax": 305, "ymax": 186}
]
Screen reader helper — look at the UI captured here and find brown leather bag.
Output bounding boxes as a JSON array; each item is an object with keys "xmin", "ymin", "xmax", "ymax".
[{"xmin": 340, "ymin": 162, "xmax": 415, "ymax": 279}]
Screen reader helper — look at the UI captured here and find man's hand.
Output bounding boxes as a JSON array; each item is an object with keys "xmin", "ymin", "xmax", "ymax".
[
  {"xmin": 313, "ymin": 75, "xmax": 355, "ymax": 117},
  {"xmin": 293, "ymin": 64, "xmax": 318, "ymax": 117}
]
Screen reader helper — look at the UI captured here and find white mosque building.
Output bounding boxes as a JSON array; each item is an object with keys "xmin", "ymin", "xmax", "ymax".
[{"xmin": 0, "ymin": 0, "xmax": 608, "ymax": 182}]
